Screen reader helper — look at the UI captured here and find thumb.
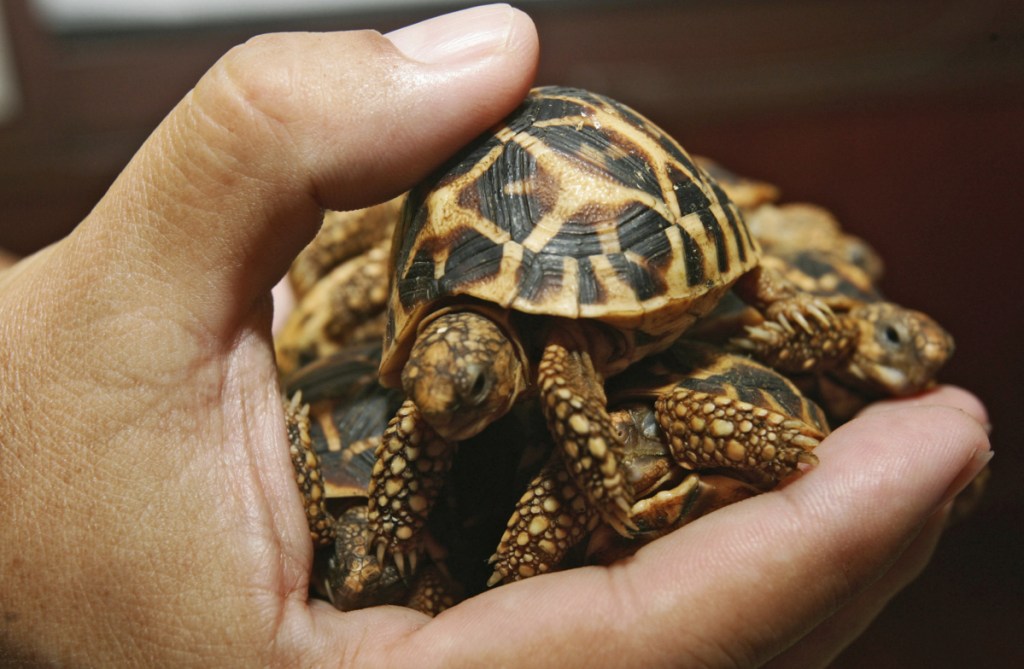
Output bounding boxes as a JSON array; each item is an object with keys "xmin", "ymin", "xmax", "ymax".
[{"xmin": 71, "ymin": 4, "xmax": 538, "ymax": 336}]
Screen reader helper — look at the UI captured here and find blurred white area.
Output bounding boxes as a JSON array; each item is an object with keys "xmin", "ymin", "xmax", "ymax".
[
  {"xmin": 31, "ymin": 0, "xmax": 481, "ymax": 29},
  {"xmin": 0, "ymin": 4, "xmax": 19, "ymax": 124}
]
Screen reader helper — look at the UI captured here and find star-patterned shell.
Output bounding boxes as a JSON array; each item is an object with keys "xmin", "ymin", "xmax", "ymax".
[{"xmin": 382, "ymin": 86, "xmax": 760, "ymax": 382}]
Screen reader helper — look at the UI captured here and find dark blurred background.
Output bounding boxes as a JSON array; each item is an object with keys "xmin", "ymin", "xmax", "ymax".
[{"xmin": 1, "ymin": 0, "xmax": 1020, "ymax": 665}]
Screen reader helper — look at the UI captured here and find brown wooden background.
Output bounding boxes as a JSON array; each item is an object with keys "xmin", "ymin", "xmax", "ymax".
[{"xmin": 1, "ymin": 1, "xmax": 1021, "ymax": 665}]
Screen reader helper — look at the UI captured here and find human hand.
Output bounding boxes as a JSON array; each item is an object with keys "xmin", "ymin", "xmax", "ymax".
[
  {"xmin": 0, "ymin": 4, "xmax": 990, "ymax": 667},
  {"xmin": 0, "ymin": 4, "xmax": 539, "ymax": 665}
]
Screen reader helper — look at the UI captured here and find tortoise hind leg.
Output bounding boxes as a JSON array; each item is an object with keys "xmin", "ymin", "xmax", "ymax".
[{"xmin": 537, "ymin": 336, "xmax": 635, "ymax": 535}]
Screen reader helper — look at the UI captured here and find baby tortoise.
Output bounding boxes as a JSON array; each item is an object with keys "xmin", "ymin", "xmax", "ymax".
[
  {"xmin": 369, "ymin": 86, "xmax": 845, "ymax": 572},
  {"xmin": 283, "ymin": 345, "xmax": 459, "ymax": 614},
  {"xmin": 689, "ymin": 225, "xmax": 953, "ymax": 420},
  {"xmin": 684, "ymin": 160, "xmax": 953, "ymax": 418},
  {"xmin": 488, "ymin": 340, "xmax": 829, "ymax": 584},
  {"xmin": 276, "ymin": 196, "xmax": 403, "ymax": 375}
]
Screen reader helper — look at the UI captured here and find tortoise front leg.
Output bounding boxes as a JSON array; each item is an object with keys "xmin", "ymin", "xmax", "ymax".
[
  {"xmin": 283, "ymin": 393, "xmax": 333, "ymax": 546},
  {"xmin": 537, "ymin": 337, "xmax": 635, "ymax": 535},
  {"xmin": 654, "ymin": 384, "xmax": 822, "ymax": 482},
  {"xmin": 732, "ymin": 265, "xmax": 859, "ymax": 374},
  {"xmin": 488, "ymin": 452, "xmax": 600, "ymax": 585},
  {"xmin": 366, "ymin": 398, "xmax": 454, "ymax": 575}
]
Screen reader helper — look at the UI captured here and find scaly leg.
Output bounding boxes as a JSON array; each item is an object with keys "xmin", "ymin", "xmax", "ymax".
[
  {"xmin": 654, "ymin": 384, "xmax": 822, "ymax": 482},
  {"xmin": 537, "ymin": 337, "xmax": 635, "ymax": 535},
  {"xmin": 732, "ymin": 265, "xmax": 859, "ymax": 374},
  {"xmin": 283, "ymin": 392, "xmax": 333, "ymax": 546},
  {"xmin": 366, "ymin": 398, "xmax": 453, "ymax": 575},
  {"xmin": 488, "ymin": 452, "xmax": 600, "ymax": 585}
]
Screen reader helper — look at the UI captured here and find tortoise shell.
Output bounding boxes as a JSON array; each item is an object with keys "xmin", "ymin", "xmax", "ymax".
[
  {"xmin": 746, "ymin": 203, "xmax": 885, "ymax": 284},
  {"xmin": 759, "ymin": 248, "xmax": 882, "ymax": 305},
  {"xmin": 381, "ymin": 86, "xmax": 759, "ymax": 384}
]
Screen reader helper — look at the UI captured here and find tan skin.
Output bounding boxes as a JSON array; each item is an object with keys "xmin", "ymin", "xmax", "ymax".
[{"xmin": 0, "ymin": 5, "xmax": 991, "ymax": 667}]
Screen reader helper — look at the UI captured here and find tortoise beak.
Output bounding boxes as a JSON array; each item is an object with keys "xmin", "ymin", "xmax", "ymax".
[{"xmin": 406, "ymin": 375, "xmax": 498, "ymax": 441}]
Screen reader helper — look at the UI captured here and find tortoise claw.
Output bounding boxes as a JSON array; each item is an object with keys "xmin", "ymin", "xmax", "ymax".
[
  {"xmin": 369, "ymin": 532, "xmax": 422, "ymax": 579},
  {"xmin": 609, "ymin": 496, "xmax": 638, "ymax": 535},
  {"xmin": 731, "ymin": 297, "xmax": 857, "ymax": 375},
  {"xmin": 393, "ymin": 549, "xmax": 408, "ymax": 578},
  {"xmin": 486, "ymin": 570, "xmax": 504, "ymax": 588}
]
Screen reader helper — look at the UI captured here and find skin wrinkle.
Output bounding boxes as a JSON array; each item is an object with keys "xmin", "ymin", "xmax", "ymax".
[
  {"xmin": 128, "ymin": 137, "xmax": 301, "ymax": 330},
  {"xmin": 209, "ymin": 32, "xmax": 388, "ymax": 192},
  {"xmin": 559, "ymin": 403, "xmax": 981, "ymax": 668},
  {"xmin": 651, "ymin": 507, "xmax": 809, "ymax": 668},
  {"xmin": 217, "ymin": 324, "xmax": 323, "ymax": 663}
]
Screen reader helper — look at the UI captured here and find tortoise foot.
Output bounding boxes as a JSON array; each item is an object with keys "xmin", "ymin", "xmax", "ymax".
[{"xmin": 733, "ymin": 295, "xmax": 859, "ymax": 375}]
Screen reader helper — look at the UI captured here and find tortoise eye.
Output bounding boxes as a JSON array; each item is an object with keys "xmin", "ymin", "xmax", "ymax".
[
  {"xmin": 881, "ymin": 323, "xmax": 906, "ymax": 348},
  {"xmin": 464, "ymin": 367, "xmax": 493, "ymax": 406}
]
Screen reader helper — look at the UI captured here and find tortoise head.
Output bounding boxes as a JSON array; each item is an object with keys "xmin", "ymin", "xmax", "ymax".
[
  {"xmin": 401, "ymin": 311, "xmax": 527, "ymax": 441},
  {"xmin": 839, "ymin": 302, "xmax": 955, "ymax": 396}
]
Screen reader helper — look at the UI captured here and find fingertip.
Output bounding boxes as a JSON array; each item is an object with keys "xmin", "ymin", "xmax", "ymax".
[{"xmin": 384, "ymin": 4, "xmax": 538, "ymax": 67}]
